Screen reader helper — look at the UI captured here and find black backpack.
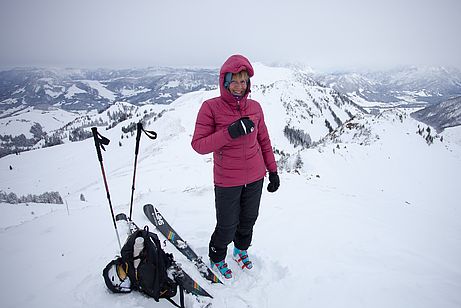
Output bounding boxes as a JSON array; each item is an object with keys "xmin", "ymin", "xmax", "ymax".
[{"xmin": 103, "ymin": 226, "xmax": 184, "ymax": 308}]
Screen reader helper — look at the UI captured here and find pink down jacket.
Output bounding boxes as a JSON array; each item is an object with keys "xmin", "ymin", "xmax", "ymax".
[{"xmin": 191, "ymin": 55, "xmax": 277, "ymax": 187}]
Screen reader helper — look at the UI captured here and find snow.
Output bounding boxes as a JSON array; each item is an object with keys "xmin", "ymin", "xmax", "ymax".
[
  {"xmin": 0, "ymin": 202, "xmax": 64, "ymax": 229},
  {"xmin": 347, "ymin": 92, "xmax": 386, "ymax": 108},
  {"xmin": 0, "ymin": 98, "xmax": 18, "ymax": 105},
  {"xmin": 0, "ymin": 107, "xmax": 80, "ymax": 137},
  {"xmin": 83, "ymin": 80, "xmax": 117, "ymax": 101},
  {"xmin": 44, "ymin": 84, "xmax": 65, "ymax": 98},
  {"xmin": 1, "ymin": 67, "xmax": 461, "ymax": 308},
  {"xmin": 64, "ymin": 80, "xmax": 117, "ymax": 101},
  {"xmin": 251, "ymin": 63, "xmax": 294, "ymax": 86},
  {"xmin": 441, "ymin": 126, "xmax": 461, "ymax": 154},
  {"xmin": 12, "ymin": 87, "xmax": 25, "ymax": 95},
  {"xmin": 65, "ymin": 84, "xmax": 87, "ymax": 99},
  {"xmin": 162, "ymin": 80, "xmax": 181, "ymax": 89},
  {"xmin": 45, "ymin": 88, "xmax": 63, "ymax": 98},
  {"xmin": 120, "ymin": 87, "xmax": 150, "ymax": 97}
]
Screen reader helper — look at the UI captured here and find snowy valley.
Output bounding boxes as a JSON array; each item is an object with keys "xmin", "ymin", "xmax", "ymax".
[{"xmin": 1, "ymin": 64, "xmax": 461, "ymax": 308}]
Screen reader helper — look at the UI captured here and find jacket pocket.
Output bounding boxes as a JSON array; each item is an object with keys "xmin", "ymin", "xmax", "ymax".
[{"xmin": 214, "ymin": 150, "xmax": 224, "ymax": 180}]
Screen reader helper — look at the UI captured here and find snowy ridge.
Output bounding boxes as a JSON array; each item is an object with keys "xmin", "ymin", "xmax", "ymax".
[
  {"xmin": 250, "ymin": 66, "xmax": 364, "ymax": 151},
  {"xmin": 1, "ymin": 65, "xmax": 461, "ymax": 308}
]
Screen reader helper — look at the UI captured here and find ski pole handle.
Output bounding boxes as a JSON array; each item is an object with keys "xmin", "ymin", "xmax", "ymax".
[
  {"xmin": 91, "ymin": 127, "xmax": 110, "ymax": 162},
  {"xmin": 91, "ymin": 127, "xmax": 103, "ymax": 162}
]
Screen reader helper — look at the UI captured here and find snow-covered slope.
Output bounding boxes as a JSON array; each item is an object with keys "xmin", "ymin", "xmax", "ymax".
[
  {"xmin": 1, "ymin": 66, "xmax": 461, "ymax": 308},
  {"xmin": 250, "ymin": 64, "xmax": 364, "ymax": 150},
  {"xmin": 411, "ymin": 96, "xmax": 461, "ymax": 132},
  {"xmin": 0, "ymin": 106, "xmax": 81, "ymax": 138}
]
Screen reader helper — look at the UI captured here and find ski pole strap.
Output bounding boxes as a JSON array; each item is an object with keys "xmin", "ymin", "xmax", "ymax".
[
  {"xmin": 134, "ymin": 122, "xmax": 157, "ymax": 154},
  {"xmin": 141, "ymin": 125, "xmax": 157, "ymax": 140},
  {"xmin": 91, "ymin": 127, "xmax": 110, "ymax": 162}
]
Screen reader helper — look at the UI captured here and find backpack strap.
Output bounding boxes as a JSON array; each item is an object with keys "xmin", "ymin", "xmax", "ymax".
[{"xmin": 165, "ymin": 284, "xmax": 185, "ymax": 308}]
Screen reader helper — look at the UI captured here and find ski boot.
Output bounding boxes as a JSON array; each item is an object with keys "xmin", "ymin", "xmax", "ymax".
[
  {"xmin": 210, "ymin": 259, "xmax": 232, "ymax": 279},
  {"xmin": 233, "ymin": 247, "xmax": 253, "ymax": 269}
]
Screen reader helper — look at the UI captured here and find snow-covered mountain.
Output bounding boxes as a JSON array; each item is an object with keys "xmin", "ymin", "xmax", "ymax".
[
  {"xmin": 0, "ymin": 66, "xmax": 217, "ymax": 157},
  {"xmin": 0, "ymin": 67, "xmax": 218, "ymax": 112},
  {"xmin": 411, "ymin": 96, "xmax": 461, "ymax": 132},
  {"xmin": 0, "ymin": 64, "xmax": 364, "ymax": 158},
  {"xmin": 317, "ymin": 66, "xmax": 461, "ymax": 106},
  {"xmin": 1, "ymin": 64, "xmax": 461, "ymax": 308}
]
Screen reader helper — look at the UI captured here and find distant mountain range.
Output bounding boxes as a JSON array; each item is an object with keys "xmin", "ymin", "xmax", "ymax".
[
  {"xmin": 0, "ymin": 67, "xmax": 218, "ymax": 112},
  {"xmin": 1, "ymin": 64, "xmax": 461, "ymax": 158},
  {"xmin": 316, "ymin": 66, "xmax": 461, "ymax": 106},
  {"xmin": 2, "ymin": 65, "xmax": 461, "ymax": 115},
  {"xmin": 0, "ymin": 64, "xmax": 365, "ymax": 157}
]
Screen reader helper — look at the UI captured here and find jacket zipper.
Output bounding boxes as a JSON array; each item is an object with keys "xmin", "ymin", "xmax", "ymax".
[{"xmin": 237, "ymin": 99, "xmax": 248, "ymax": 185}]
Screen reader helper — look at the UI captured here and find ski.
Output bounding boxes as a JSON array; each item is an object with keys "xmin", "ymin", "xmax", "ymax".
[
  {"xmin": 170, "ymin": 263, "xmax": 214, "ymax": 299},
  {"xmin": 115, "ymin": 212, "xmax": 213, "ymax": 298},
  {"xmin": 115, "ymin": 213, "xmax": 139, "ymax": 235},
  {"xmin": 143, "ymin": 204, "xmax": 222, "ymax": 284}
]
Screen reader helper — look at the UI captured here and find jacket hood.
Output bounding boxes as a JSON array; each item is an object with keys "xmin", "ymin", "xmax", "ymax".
[{"xmin": 219, "ymin": 55, "xmax": 254, "ymax": 106}]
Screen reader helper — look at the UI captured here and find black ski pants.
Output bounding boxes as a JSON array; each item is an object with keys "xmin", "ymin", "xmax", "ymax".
[{"xmin": 209, "ymin": 178, "xmax": 264, "ymax": 263}]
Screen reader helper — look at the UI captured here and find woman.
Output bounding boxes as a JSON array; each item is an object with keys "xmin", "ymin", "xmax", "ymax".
[{"xmin": 191, "ymin": 54, "xmax": 280, "ymax": 279}]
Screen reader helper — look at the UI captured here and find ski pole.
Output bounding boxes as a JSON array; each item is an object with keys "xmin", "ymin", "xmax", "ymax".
[
  {"xmin": 128, "ymin": 122, "xmax": 157, "ymax": 221},
  {"xmin": 91, "ymin": 127, "xmax": 122, "ymax": 250}
]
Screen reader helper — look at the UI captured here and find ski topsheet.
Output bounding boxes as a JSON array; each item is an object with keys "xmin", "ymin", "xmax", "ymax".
[
  {"xmin": 143, "ymin": 204, "xmax": 222, "ymax": 284},
  {"xmin": 172, "ymin": 263, "xmax": 214, "ymax": 298},
  {"xmin": 115, "ymin": 212, "xmax": 213, "ymax": 298}
]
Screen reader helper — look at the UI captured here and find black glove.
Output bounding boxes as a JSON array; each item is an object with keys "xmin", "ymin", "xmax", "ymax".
[
  {"xmin": 228, "ymin": 117, "xmax": 255, "ymax": 139},
  {"xmin": 267, "ymin": 172, "xmax": 280, "ymax": 193}
]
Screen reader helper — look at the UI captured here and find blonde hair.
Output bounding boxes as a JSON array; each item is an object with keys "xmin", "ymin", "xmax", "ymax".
[{"xmin": 233, "ymin": 70, "xmax": 249, "ymax": 81}]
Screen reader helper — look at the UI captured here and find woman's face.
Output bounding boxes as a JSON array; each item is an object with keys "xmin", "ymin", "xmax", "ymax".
[{"xmin": 228, "ymin": 75, "xmax": 248, "ymax": 97}]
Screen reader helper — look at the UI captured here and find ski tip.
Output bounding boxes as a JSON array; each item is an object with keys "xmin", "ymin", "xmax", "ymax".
[
  {"xmin": 115, "ymin": 213, "xmax": 127, "ymax": 221},
  {"xmin": 143, "ymin": 203, "xmax": 154, "ymax": 214},
  {"xmin": 143, "ymin": 204, "xmax": 160, "ymax": 227}
]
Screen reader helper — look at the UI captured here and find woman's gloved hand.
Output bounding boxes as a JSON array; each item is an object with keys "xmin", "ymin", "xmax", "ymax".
[
  {"xmin": 267, "ymin": 172, "xmax": 280, "ymax": 192},
  {"xmin": 228, "ymin": 117, "xmax": 254, "ymax": 139}
]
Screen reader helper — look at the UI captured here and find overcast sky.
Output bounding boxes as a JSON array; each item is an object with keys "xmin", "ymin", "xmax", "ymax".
[{"xmin": 1, "ymin": 0, "xmax": 460, "ymax": 71}]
